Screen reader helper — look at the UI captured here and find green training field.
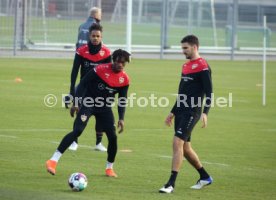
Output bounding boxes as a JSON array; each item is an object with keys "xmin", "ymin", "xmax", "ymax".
[{"xmin": 0, "ymin": 57, "xmax": 275, "ymax": 200}]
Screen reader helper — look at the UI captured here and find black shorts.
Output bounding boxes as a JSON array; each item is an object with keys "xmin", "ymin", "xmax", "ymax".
[
  {"xmin": 76, "ymin": 84, "xmax": 103, "ymax": 133},
  {"xmin": 74, "ymin": 106, "xmax": 115, "ymax": 136},
  {"xmin": 174, "ymin": 112, "xmax": 201, "ymax": 142}
]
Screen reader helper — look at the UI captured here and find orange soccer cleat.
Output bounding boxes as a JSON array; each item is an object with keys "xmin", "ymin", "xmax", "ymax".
[
  {"xmin": 105, "ymin": 168, "xmax": 118, "ymax": 178},
  {"xmin": 46, "ymin": 160, "xmax": 57, "ymax": 175}
]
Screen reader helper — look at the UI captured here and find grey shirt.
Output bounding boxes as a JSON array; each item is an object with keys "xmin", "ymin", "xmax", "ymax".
[{"xmin": 76, "ymin": 17, "xmax": 99, "ymax": 48}]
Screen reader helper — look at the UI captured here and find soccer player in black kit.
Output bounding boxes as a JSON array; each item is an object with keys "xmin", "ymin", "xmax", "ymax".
[
  {"xmin": 159, "ymin": 35, "xmax": 213, "ymax": 193},
  {"xmin": 46, "ymin": 49, "xmax": 131, "ymax": 178},
  {"xmin": 66, "ymin": 23, "xmax": 111, "ymax": 152}
]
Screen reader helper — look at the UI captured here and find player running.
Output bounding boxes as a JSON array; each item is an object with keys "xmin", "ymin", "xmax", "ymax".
[{"xmin": 46, "ymin": 49, "xmax": 131, "ymax": 178}]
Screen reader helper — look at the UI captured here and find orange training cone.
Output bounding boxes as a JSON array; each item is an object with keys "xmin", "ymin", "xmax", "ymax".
[{"xmin": 14, "ymin": 77, "xmax": 23, "ymax": 83}]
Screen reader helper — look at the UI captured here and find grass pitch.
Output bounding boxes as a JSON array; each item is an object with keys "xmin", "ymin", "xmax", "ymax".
[{"xmin": 0, "ymin": 57, "xmax": 276, "ymax": 200}]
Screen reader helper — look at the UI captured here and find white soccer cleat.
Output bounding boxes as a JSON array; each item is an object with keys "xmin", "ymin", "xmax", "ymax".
[
  {"xmin": 159, "ymin": 185, "xmax": 174, "ymax": 193},
  {"xmin": 68, "ymin": 141, "xmax": 78, "ymax": 151},
  {"xmin": 190, "ymin": 177, "xmax": 213, "ymax": 190},
  {"xmin": 95, "ymin": 143, "xmax": 107, "ymax": 152}
]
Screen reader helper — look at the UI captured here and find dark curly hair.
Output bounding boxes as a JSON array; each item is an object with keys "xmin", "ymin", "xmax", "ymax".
[
  {"xmin": 112, "ymin": 49, "xmax": 131, "ymax": 63},
  {"xmin": 89, "ymin": 23, "xmax": 102, "ymax": 33}
]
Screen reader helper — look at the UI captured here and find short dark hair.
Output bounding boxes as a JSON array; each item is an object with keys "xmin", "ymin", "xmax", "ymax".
[
  {"xmin": 112, "ymin": 49, "xmax": 131, "ymax": 63},
  {"xmin": 181, "ymin": 35, "xmax": 199, "ymax": 48},
  {"xmin": 89, "ymin": 23, "xmax": 102, "ymax": 33}
]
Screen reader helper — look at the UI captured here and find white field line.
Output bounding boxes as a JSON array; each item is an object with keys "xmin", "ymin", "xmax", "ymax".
[
  {"xmin": 0, "ymin": 80, "xmax": 14, "ymax": 82},
  {"xmin": 139, "ymin": 90, "xmax": 177, "ymax": 96},
  {"xmin": 232, "ymin": 99, "xmax": 249, "ymax": 103},
  {"xmin": 50, "ymin": 141, "xmax": 93, "ymax": 149},
  {"xmin": 262, "ymin": 129, "xmax": 276, "ymax": 132},
  {"xmin": 156, "ymin": 155, "xmax": 230, "ymax": 167},
  {"xmin": 0, "ymin": 128, "xmax": 165, "ymax": 133},
  {"xmin": 0, "ymin": 134, "xmax": 18, "ymax": 138},
  {"xmin": 0, "ymin": 129, "xmax": 70, "ymax": 132},
  {"xmin": 0, "ymin": 131, "xmax": 230, "ymax": 167},
  {"xmin": 0, "ymin": 128, "xmax": 168, "ymax": 132},
  {"xmin": 215, "ymin": 87, "xmax": 248, "ymax": 91},
  {"xmin": 131, "ymin": 128, "xmax": 166, "ymax": 131},
  {"xmin": 139, "ymin": 90, "xmax": 247, "ymax": 103},
  {"xmin": 202, "ymin": 161, "xmax": 230, "ymax": 167}
]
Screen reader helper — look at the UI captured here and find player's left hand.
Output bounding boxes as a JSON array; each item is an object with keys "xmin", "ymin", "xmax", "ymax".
[
  {"xmin": 201, "ymin": 113, "xmax": 208, "ymax": 128},
  {"xmin": 70, "ymin": 106, "xmax": 79, "ymax": 118},
  {"xmin": 117, "ymin": 120, "xmax": 124, "ymax": 134}
]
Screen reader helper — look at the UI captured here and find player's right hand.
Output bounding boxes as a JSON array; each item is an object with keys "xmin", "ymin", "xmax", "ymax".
[
  {"xmin": 165, "ymin": 113, "xmax": 174, "ymax": 127},
  {"xmin": 70, "ymin": 106, "xmax": 79, "ymax": 118},
  {"xmin": 201, "ymin": 113, "xmax": 208, "ymax": 128}
]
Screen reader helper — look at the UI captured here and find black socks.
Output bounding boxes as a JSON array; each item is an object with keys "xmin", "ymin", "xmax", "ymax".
[
  {"xmin": 197, "ymin": 167, "xmax": 210, "ymax": 180},
  {"xmin": 96, "ymin": 132, "xmax": 103, "ymax": 145},
  {"xmin": 166, "ymin": 171, "xmax": 178, "ymax": 187}
]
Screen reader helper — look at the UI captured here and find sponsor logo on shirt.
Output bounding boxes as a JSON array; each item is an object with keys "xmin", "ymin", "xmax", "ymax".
[
  {"xmin": 84, "ymin": 61, "xmax": 89, "ymax": 67},
  {"xmin": 182, "ymin": 76, "xmax": 194, "ymax": 82},
  {"xmin": 191, "ymin": 64, "xmax": 198, "ymax": 69},
  {"xmin": 98, "ymin": 83, "xmax": 105, "ymax": 90},
  {"xmin": 89, "ymin": 63, "xmax": 98, "ymax": 67},
  {"xmin": 106, "ymin": 86, "xmax": 116, "ymax": 94}
]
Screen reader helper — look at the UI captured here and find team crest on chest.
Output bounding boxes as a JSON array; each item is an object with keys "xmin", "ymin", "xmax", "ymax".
[
  {"xmin": 99, "ymin": 50, "xmax": 105, "ymax": 57},
  {"xmin": 80, "ymin": 114, "xmax": 87, "ymax": 122},
  {"xmin": 119, "ymin": 77, "xmax": 125, "ymax": 84}
]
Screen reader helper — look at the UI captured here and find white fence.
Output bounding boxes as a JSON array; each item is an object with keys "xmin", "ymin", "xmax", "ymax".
[{"xmin": 1, "ymin": 0, "xmax": 276, "ymax": 59}]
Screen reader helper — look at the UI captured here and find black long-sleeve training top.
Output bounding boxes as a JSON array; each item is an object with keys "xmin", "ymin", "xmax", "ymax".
[
  {"xmin": 75, "ymin": 63, "xmax": 129, "ymax": 120},
  {"xmin": 171, "ymin": 57, "xmax": 213, "ymax": 115},
  {"xmin": 70, "ymin": 42, "xmax": 111, "ymax": 97}
]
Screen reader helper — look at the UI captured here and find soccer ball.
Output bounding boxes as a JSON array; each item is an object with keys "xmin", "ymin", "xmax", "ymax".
[{"xmin": 68, "ymin": 172, "xmax": 88, "ymax": 191}]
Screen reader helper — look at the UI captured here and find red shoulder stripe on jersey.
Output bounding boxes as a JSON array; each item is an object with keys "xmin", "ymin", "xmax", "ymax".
[
  {"xmin": 95, "ymin": 64, "xmax": 130, "ymax": 87},
  {"xmin": 76, "ymin": 45, "xmax": 87, "ymax": 54},
  {"xmin": 77, "ymin": 44, "xmax": 111, "ymax": 62},
  {"xmin": 182, "ymin": 58, "xmax": 209, "ymax": 75}
]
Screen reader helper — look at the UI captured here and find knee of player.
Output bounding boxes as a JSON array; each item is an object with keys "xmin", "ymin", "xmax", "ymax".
[
  {"xmin": 106, "ymin": 132, "xmax": 117, "ymax": 141},
  {"xmin": 183, "ymin": 146, "xmax": 194, "ymax": 156},
  {"xmin": 73, "ymin": 127, "xmax": 84, "ymax": 137}
]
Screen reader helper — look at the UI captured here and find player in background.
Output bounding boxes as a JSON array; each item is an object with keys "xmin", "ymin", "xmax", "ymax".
[
  {"xmin": 159, "ymin": 35, "xmax": 213, "ymax": 193},
  {"xmin": 64, "ymin": 6, "xmax": 102, "ymax": 107},
  {"xmin": 76, "ymin": 7, "xmax": 101, "ymax": 49},
  {"xmin": 65, "ymin": 23, "xmax": 111, "ymax": 152},
  {"xmin": 46, "ymin": 49, "xmax": 131, "ymax": 178},
  {"xmin": 69, "ymin": 7, "xmax": 104, "ymax": 151}
]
